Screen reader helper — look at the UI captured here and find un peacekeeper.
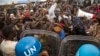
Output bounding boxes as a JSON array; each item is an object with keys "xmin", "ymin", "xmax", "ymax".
[{"xmin": 88, "ymin": 13, "xmax": 100, "ymax": 42}]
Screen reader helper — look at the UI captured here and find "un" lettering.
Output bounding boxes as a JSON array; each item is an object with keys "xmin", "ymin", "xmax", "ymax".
[{"xmin": 24, "ymin": 46, "xmax": 36, "ymax": 56}]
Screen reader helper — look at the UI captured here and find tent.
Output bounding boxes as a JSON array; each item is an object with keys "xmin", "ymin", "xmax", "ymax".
[
  {"xmin": 0, "ymin": 0, "xmax": 17, "ymax": 5},
  {"xmin": 16, "ymin": 0, "xmax": 47, "ymax": 3},
  {"xmin": 30, "ymin": 0, "xmax": 47, "ymax": 2},
  {"xmin": 0, "ymin": 0, "xmax": 47, "ymax": 5}
]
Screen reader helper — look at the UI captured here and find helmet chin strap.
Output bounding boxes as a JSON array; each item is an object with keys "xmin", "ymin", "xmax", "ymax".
[{"xmin": 0, "ymin": 34, "xmax": 6, "ymax": 43}]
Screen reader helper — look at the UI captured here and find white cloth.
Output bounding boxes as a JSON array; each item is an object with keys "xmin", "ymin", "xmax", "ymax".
[
  {"xmin": 58, "ymin": 15, "xmax": 72, "ymax": 22},
  {"xmin": 48, "ymin": 3, "xmax": 57, "ymax": 15},
  {"xmin": 58, "ymin": 16, "xmax": 62, "ymax": 22},
  {"xmin": 47, "ymin": 3, "xmax": 57, "ymax": 22},
  {"xmin": 63, "ymin": 15, "xmax": 69, "ymax": 19},
  {"xmin": 10, "ymin": 13, "xmax": 15, "ymax": 19},
  {"xmin": 0, "ymin": 40, "xmax": 17, "ymax": 56},
  {"xmin": 46, "ymin": 14, "xmax": 56, "ymax": 22},
  {"xmin": 77, "ymin": 9, "xmax": 93, "ymax": 20},
  {"xmin": 30, "ymin": 9, "xmax": 34, "ymax": 12}
]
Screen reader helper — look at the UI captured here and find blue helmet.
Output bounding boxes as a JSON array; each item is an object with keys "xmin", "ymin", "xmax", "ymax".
[
  {"xmin": 15, "ymin": 36, "xmax": 41, "ymax": 56},
  {"xmin": 59, "ymin": 30, "xmax": 65, "ymax": 40},
  {"xmin": 75, "ymin": 44, "xmax": 100, "ymax": 56}
]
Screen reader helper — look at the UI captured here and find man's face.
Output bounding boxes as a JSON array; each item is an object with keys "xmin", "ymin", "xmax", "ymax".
[{"xmin": 39, "ymin": 50, "xmax": 49, "ymax": 56}]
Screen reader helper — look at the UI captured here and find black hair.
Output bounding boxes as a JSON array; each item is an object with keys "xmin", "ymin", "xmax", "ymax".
[
  {"xmin": 0, "ymin": 22, "xmax": 4, "ymax": 29},
  {"xmin": 96, "ymin": 13, "xmax": 100, "ymax": 25},
  {"xmin": 2, "ymin": 25, "xmax": 15, "ymax": 39}
]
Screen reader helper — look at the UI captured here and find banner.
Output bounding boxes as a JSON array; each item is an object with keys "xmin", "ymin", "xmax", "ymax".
[{"xmin": 77, "ymin": 9, "xmax": 94, "ymax": 20}]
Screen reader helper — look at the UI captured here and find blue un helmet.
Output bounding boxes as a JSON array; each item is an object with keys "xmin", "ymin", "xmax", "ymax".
[
  {"xmin": 75, "ymin": 44, "xmax": 100, "ymax": 56},
  {"xmin": 15, "ymin": 36, "xmax": 41, "ymax": 56}
]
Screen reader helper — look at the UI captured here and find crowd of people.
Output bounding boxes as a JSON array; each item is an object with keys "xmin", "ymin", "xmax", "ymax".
[{"xmin": 0, "ymin": 1, "xmax": 100, "ymax": 56}]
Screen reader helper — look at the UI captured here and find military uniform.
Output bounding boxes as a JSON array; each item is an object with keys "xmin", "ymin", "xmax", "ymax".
[{"xmin": 89, "ymin": 23, "xmax": 100, "ymax": 42}]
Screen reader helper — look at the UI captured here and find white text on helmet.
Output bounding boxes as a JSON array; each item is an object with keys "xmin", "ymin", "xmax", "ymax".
[{"xmin": 24, "ymin": 46, "xmax": 36, "ymax": 56}]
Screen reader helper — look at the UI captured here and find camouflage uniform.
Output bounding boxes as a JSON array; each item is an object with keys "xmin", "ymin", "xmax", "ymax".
[{"xmin": 89, "ymin": 23, "xmax": 100, "ymax": 42}]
